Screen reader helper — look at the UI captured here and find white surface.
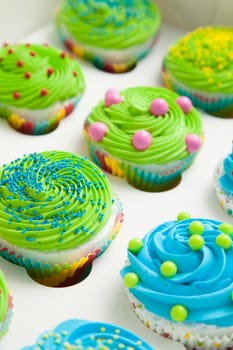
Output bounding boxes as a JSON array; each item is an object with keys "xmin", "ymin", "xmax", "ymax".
[{"xmin": 0, "ymin": 22, "xmax": 232, "ymax": 350}]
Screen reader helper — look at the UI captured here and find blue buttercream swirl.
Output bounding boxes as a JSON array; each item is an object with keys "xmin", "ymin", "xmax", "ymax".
[
  {"xmin": 121, "ymin": 218, "xmax": 233, "ymax": 327},
  {"xmin": 219, "ymin": 152, "xmax": 233, "ymax": 195},
  {"xmin": 22, "ymin": 319, "xmax": 153, "ymax": 349}
]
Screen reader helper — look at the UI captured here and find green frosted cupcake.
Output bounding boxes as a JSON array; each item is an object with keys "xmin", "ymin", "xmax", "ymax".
[
  {"xmin": 0, "ymin": 151, "xmax": 123, "ymax": 287},
  {"xmin": 55, "ymin": 0, "xmax": 161, "ymax": 73},
  {"xmin": 0, "ymin": 43, "xmax": 85, "ymax": 134},
  {"xmin": 84, "ymin": 86, "xmax": 203, "ymax": 192},
  {"xmin": 162, "ymin": 27, "xmax": 233, "ymax": 118}
]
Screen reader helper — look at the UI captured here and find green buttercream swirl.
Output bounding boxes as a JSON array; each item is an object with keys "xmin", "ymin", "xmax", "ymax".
[
  {"xmin": 86, "ymin": 87, "xmax": 203, "ymax": 165},
  {"xmin": 57, "ymin": 0, "xmax": 160, "ymax": 49},
  {"xmin": 0, "ymin": 151, "xmax": 113, "ymax": 251},
  {"xmin": 0, "ymin": 44, "xmax": 85, "ymax": 109},
  {"xmin": 0, "ymin": 271, "xmax": 9, "ymax": 323},
  {"xmin": 164, "ymin": 27, "xmax": 233, "ymax": 93}
]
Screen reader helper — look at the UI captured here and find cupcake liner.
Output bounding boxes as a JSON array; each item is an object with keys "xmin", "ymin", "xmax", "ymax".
[
  {"xmin": 0, "ymin": 197, "xmax": 124, "ymax": 287},
  {"xmin": 56, "ymin": 21, "xmax": 158, "ymax": 73},
  {"xmin": 162, "ymin": 69, "xmax": 233, "ymax": 118},
  {"xmin": 87, "ymin": 143, "xmax": 196, "ymax": 192},
  {"xmin": 1, "ymin": 95, "xmax": 82, "ymax": 135},
  {"xmin": 213, "ymin": 160, "xmax": 233, "ymax": 217},
  {"xmin": 126, "ymin": 290, "xmax": 233, "ymax": 350}
]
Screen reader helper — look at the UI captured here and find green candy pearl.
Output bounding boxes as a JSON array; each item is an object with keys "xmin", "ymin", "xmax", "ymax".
[
  {"xmin": 188, "ymin": 235, "xmax": 204, "ymax": 250},
  {"xmin": 219, "ymin": 223, "xmax": 233, "ymax": 235},
  {"xmin": 216, "ymin": 233, "xmax": 232, "ymax": 250},
  {"xmin": 128, "ymin": 238, "xmax": 143, "ymax": 254},
  {"xmin": 170, "ymin": 305, "xmax": 188, "ymax": 322},
  {"xmin": 124, "ymin": 273, "xmax": 139, "ymax": 288},
  {"xmin": 160, "ymin": 261, "xmax": 177, "ymax": 278},
  {"xmin": 189, "ymin": 221, "xmax": 204, "ymax": 235},
  {"xmin": 177, "ymin": 212, "xmax": 191, "ymax": 221}
]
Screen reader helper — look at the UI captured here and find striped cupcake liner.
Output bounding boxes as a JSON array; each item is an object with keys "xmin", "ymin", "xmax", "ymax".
[{"xmin": 162, "ymin": 68, "xmax": 233, "ymax": 118}]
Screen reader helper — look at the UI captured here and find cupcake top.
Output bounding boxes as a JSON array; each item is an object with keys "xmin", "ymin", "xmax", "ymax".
[
  {"xmin": 22, "ymin": 318, "xmax": 153, "ymax": 349},
  {"xmin": 163, "ymin": 27, "xmax": 233, "ymax": 93},
  {"xmin": 84, "ymin": 87, "xmax": 203, "ymax": 165},
  {"xmin": 56, "ymin": 0, "xmax": 160, "ymax": 49},
  {"xmin": 0, "ymin": 151, "xmax": 114, "ymax": 252},
  {"xmin": 0, "ymin": 43, "xmax": 85, "ymax": 110},
  {"xmin": 121, "ymin": 212, "xmax": 233, "ymax": 327},
  {"xmin": 218, "ymin": 145, "xmax": 233, "ymax": 195},
  {"xmin": 0, "ymin": 270, "xmax": 10, "ymax": 324}
]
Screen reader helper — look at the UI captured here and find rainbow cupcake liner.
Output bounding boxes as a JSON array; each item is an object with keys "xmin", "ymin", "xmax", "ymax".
[
  {"xmin": 0, "ymin": 295, "xmax": 13, "ymax": 340},
  {"xmin": 88, "ymin": 144, "xmax": 196, "ymax": 192},
  {"xmin": 214, "ymin": 161, "xmax": 233, "ymax": 217},
  {"xmin": 0, "ymin": 200, "xmax": 123, "ymax": 287},
  {"xmin": 127, "ymin": 292, "xmax": 233, "ymax": 350},
  {"xmin": 0, "ymin": 95, "xmax": 82, "ymax": 135},
  {"xmin": 162, "ymin": 68, "xmax": 233, "ymax": 118},
  {"xmin": 56, "ymin": 25, "xmax": 158, "ymax": 73}
]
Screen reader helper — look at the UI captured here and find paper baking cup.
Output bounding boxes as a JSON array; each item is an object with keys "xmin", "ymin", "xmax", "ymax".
[
  {"xmin": 162, "ymin": 69, "xmax": 233, "ymax": 118},
  {"xmin": 213, "ymin": 160, "xmax": 233, "ymax": 217},
  {"xmin": 0, "ymin": 198, "xmax": 123, "ymax": 287},
  {"xmin": 126, "ymin": 291, "xmax": 233, "ymax": 350},
  {"xmin": 88, "ymin": 144, "xmax": 196, "ymax": 192}
]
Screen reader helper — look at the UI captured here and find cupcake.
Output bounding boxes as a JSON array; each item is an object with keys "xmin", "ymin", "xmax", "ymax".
[
  {"xmin": 162, "ymin": 27, "xmax": 233, "ymax": 118},
  {"xmin": 214, "ymin": 143, "xmax": 233, "ymax": 216},
  {"xmin": 0, "ymin": 270, "xmax": 13, "ymax": 340},
  {"xmin": 0, "ymin": 151, "xmax": 123, "ymax": 287},
  {"xmin": 83, "ymin": 86, "xmax": 203, "ymax": 192},
  {"xmin": 55, "ymin": 0, "xmax": 161, "ymax": 73},
  {"xmin": 0, "ymin": 43, "xmax": 85, "ymax": 135},
  {"xmin": 22, "ymin": 318, "xmax": 153, "ymax": 349},
  {"xmin": 121, "ymin": 212, "xmax": 233, "ymax": 350}
]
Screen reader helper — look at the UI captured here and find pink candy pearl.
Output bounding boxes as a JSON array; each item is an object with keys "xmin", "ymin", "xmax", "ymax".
[
  {"xmin": 186, "ymin": 134, "xmax": 201, "ymax": 153},
  {"xmin": 176, "ymin": 96, "xmax": 192, "ymax": 113},
  {"xmin": 150, "ymin": 98, "xmax": 169, "ymax": 116},
  {"xmin": 105, "ymin": 88, "xmax": 123, "ymax": 107},
  {"xmin": 88, "ymin": 122, "xmax": 107, "ymax": 142},
  {"xmin": 132, "ymin": 130, "xmax": 152, "ymax": 151}
]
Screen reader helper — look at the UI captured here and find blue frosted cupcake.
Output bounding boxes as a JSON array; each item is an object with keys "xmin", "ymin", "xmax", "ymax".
[
  {"xmin": 121, "ymin": 212, "xmax": 233, "ymax": 350},
  {"xmin": 22, "ymin": 318, "xmax": 153, "ymax": 349},
  {"xmin": 214, "ymin": 143, "xmax": 233, "ymax": 216}
]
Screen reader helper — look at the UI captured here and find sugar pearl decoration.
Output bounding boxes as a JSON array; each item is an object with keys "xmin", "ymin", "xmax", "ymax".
[
  {"xmin": 150, "ymin": 98, "xmax": 168, "ymax": 116},
  {"xmin": 132, "ymin": 130, "xmax": 152, "ymax": 151},
  {"xmin": 176, "ymin": 96, "xmax": 192, "ymax": 113},
  {"xmin": 185, "ymin": 134, "xmax": 201, "ymax": 153},
  {"xmin": 105, "ymin": 89, "xmax": 123, "ymax": 107},
  {"xmin": 88, "ymin": 122, "xmax": 107, "ymax": 142}
]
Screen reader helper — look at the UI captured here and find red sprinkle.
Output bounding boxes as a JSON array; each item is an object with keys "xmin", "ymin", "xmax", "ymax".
[
  {"xmin": 24, "ymin": 72, "xmax": 31, "ymax": 79},
  {"xmin": 25, "ymin": 43, "xmax": 31, "ymax": 47},
  {"xmin": 8, "ymin": 49, "xmax": 13, "ymax": 54},
  {"xmin": 30, "ymin": 51, "xmax": 36, "ymax": 57},
  {"xmin": 73, "ymin": 71, "xmax": 78, "ymax": 77},
  {"xmin": 47, "ymin": 68, "xmax": 54, "ymax": 76},
  {"xmin": 3, "ymin": 43, "xmax": 8, "ymax": 47},
  {"xmin": 60, "ymin": 52, "xmax": 66, "ymax": 58},
  {"xmin": 40, "ymin": 88, "xmax": 48, "ymax": 97},
  {"xmin": 13, "ymin": 92, "xmax": 20, "ymax": 99},
  {"xmin": 17, "ymin": 60, "xmax": 24, "ymax": 67}
]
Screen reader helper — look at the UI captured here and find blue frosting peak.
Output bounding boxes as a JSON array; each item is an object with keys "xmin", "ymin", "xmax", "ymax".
[
  {"xmin": 22, "ymin": 319, "xmax": 153, "ymax": 349},
  {"xmin": 219, "ymin": 151, "xmax": 233, "ymax": 195}
]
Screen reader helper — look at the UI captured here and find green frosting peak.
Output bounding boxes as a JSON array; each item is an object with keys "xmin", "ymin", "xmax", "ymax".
[
  {"xmin": 57, "ymin": 0, "xmax": 160, "ymax": 49},
  {"xmin": 0, "ymin": 151, "xmax": 113, "ymax": 251},
  {"xmin": 0, "ymin": 44, "xmax": 85, "ymax": 110}
]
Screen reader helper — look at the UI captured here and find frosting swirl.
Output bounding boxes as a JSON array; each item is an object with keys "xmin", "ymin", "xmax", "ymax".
[
  {"xmin": 0, "ymin": 44, "xmax": 85, "ymax": 110},
  {"xmin": 219, "ymin": 151, "xmax": 233, "ymax": 195},
  {"xmin": 163, "ymin": 27, "xmax": 233, "ymax": 94},
  {"xmin": 22, "ymin": 319, "xmax": 153, "ymax": 349},
  {"xmin": 57, "ymin": 0, "xmax": 160, "ymax": 49},
  {"xmin": 0, "ymin": 151, "xmax": 113, "ymax": 251},
  {"xmin": 84, "ymin": 87, "xmax": 203, "ymax": 165},
  {"xmin": 121, "ymin": 215, "xmax": 233, "ymax": 326}
]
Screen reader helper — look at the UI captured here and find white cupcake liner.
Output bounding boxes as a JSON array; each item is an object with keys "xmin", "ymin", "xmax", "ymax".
[{"xmin": 213, "ymin": 160, "xmax": 233, "ymax": 217}]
